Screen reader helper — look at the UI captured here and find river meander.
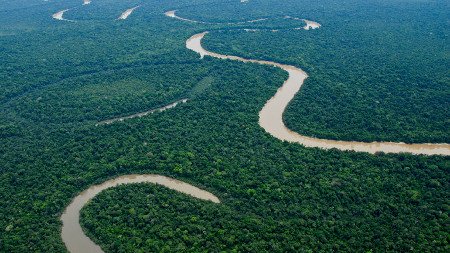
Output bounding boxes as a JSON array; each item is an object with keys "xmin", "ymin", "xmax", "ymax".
[
  {"xmin": 60, "ymin": 8, "xmax": 449, "ymax": 253},
  {"xmin": 185, "ymin": 32, "xmax": 450, "ymax": 156},
  {"xmin": 61, "ymin": 174, "xmax": 220, "ymax": 253}
]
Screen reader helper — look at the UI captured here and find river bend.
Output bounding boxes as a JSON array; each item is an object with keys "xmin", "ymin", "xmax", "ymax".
[
  {"xmin": 165, "ymin": 10, "xmax": 449, "ymax": 155},
  {"xmin": 60, "ymin": 8, "xmax": 449, "ymax": 253},
  {"xmin": 61, "ymin": 174, "xmax": 220, "ymax": 253},
  {"xmin": 185, "ymin": 32, "xmax": 450, "ymax": 156}
]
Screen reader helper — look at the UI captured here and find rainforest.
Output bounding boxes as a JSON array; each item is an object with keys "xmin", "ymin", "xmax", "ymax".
[{"xmin": 0, "ymin": 0, "xmax": 449, "ymax": 252}]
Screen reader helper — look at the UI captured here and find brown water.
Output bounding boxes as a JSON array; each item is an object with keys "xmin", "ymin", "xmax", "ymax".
[
  {"xmin": 186, "ymin": 32, "xmax": 450, "ymax": 156},
  {"xmin": 61, "ymin": 174, "xmax": 220, "ymax": 253},
  {"xmin": 96, "ymin": 99, "xmax": 188, "ymax": 126},
  {"xmin": 59, "ymin": 9, "xmax": 449, "ymax": 253},
  {"xmin": 118, "ymin": 6, "xmax": 140, "ymax": 20}
]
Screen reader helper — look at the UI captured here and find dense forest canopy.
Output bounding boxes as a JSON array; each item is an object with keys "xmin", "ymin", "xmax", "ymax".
[
  {"xmin": 0, "ymin": 0, "xmax": 448, "ymax": 252},
  {"xmin": 197, "ymin": 0, "xmax": 450, "ymax": 143}
]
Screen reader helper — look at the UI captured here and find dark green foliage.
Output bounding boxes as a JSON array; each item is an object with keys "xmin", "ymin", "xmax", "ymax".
[
  {"xmin": 0, "ymin": 0, "xmax": 448, "ymax": 252},
  {"xmin": 202, "ymin": 0, "xmax": 450, "ymax": 143},
  {"xmin": 6, "ymin": 64, "xmax": 209, "ymax": 124}
]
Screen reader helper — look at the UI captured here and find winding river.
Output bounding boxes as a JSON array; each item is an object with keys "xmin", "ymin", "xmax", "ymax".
[
  {"xmin": 60, "ymin": 7, "xmax": 449, "ymax": 253},
  {"xmin": 61, "ymin": 174, "xmax": 220, "ymax": 253},
  {"xmin": 161, "ymin": 10, "xmax": 450, "ymax": 156},
  {"xmin": 186, "ymin": 32, "xmax": 450, "ymax": 156}
]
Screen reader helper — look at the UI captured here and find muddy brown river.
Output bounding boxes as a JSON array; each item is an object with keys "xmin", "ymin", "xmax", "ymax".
[
  {"xmin": 186, "ymin": 32, "xmax": 450, "ymax": 156},
  {"xmin": 60, "ymin": 8, "xmax": 449, "ymax": 253},
  {"xmin": 61, "ymin": 174, "xmax": 220, "ymax": 253}
]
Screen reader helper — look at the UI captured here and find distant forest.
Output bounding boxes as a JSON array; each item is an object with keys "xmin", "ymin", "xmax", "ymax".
[{"xmin": 0, "ymin": 0, "xmax": 448, "ymax": 252}]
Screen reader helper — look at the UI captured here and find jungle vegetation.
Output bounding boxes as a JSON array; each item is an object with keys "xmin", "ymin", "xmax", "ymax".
[{"xmin": 0, "ymin": 0, "xmax": 448, "ymax": 252}]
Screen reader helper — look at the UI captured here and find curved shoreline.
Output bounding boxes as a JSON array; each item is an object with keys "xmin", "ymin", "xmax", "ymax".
[
  {"xmin": 186, "ymin": 32, "xmax": 450, "ymax": 156},
  {"xmin": 96, "ymin": 99, "xmax": 188, "ymax": 126},
  {"xmin": 61, "ymin": 174, "xmax": 220, "ymax": 253},
  {"xmin": 57, "ymin": 7, "xmax": 450, "ymax": 253}
]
